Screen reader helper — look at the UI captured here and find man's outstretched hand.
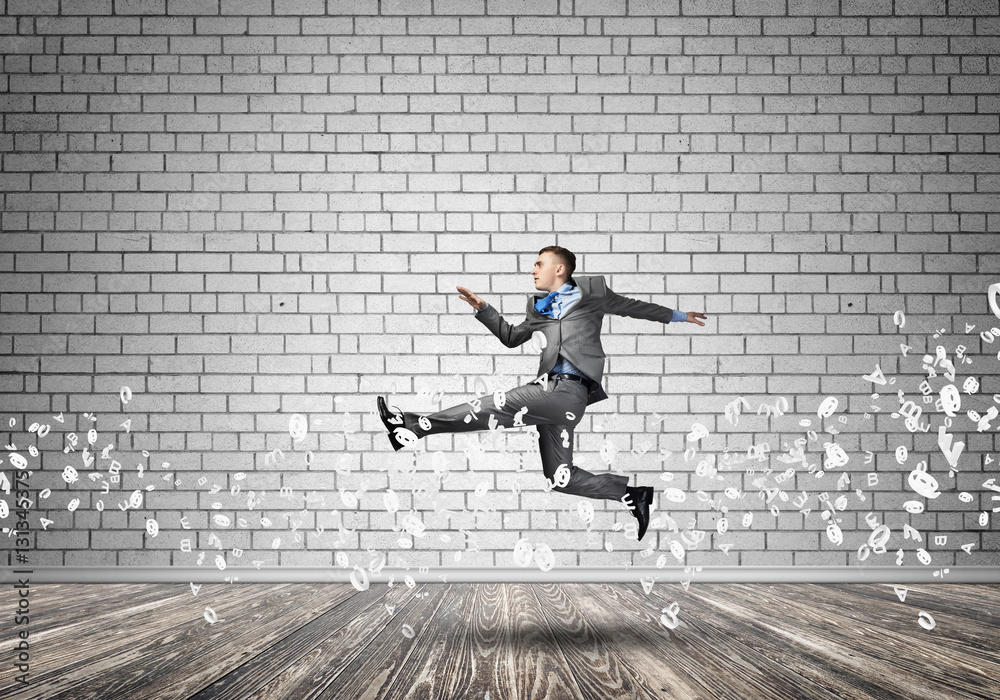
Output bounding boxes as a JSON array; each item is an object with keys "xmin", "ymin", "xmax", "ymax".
[
  {"xmin": 457, "ymin": 286, "xmax": 487, "ymax": 311},
  {"xmin": 686, "ymin": 312, "xmax": 708, "ymax": 326}
]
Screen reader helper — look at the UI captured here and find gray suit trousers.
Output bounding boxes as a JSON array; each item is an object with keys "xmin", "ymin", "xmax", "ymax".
[{"xmin": 399, "ymin": 374, "xmax": 629, "ymax": 502}]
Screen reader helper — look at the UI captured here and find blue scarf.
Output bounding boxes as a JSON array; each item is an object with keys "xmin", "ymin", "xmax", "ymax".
[
  {"xmin": 534, "ymin": 289, "xmax": 560, "ymax": 316},
  {"xmin": 534, "ymin": 281, "xmax": 577, "ymax": 318}
]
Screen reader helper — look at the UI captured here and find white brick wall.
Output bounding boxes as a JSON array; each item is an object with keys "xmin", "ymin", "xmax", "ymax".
[{"xmin": 1, "ymin": 0, "xmax": 998, "ymax": 573}]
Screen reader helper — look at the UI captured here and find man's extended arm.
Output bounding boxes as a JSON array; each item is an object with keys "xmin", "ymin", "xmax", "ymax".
[{"xmin": 604, "ymin": 284, "xmax": 683, "ymax": 323}]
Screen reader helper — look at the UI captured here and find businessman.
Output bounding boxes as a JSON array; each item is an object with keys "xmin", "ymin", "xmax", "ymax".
[{"xmin": 377, "ymin": 245, "xmax": 707, "ymax": 541}]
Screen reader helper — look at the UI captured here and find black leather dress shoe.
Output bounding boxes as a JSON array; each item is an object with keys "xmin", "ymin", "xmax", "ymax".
[
  {"xmin": 627, "ymin": 486, "xmax": 654, "ymax": 541},
  {"xmin": 377, "ymin": 396, "xmax": 405, "ymax": 451}
]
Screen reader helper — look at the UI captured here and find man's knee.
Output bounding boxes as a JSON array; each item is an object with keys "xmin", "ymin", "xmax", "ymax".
[{"xmin": 542, "ymin": 461, "xmax": 576, "ymax": 485}]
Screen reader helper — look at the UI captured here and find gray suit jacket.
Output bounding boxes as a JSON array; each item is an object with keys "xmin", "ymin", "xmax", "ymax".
[{"xmin": 473, "ymin": 275, "xmax": 679, "ymax": 406}]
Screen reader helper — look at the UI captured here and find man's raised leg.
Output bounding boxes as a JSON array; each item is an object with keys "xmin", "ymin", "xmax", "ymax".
[{"xmin": 397, "ymin": 380, "xmax": 550, "ymax": 440}]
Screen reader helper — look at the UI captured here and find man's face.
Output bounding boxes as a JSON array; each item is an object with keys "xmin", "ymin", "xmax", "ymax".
[{"xmin": 532, "ymin": 252, "xmax": 565, "ymax": 292}]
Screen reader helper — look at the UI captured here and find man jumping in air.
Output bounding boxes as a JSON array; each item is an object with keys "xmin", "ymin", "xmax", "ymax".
[{"xmin": 377, "ymin": 245, "xmax": 707, "ymax": 541}]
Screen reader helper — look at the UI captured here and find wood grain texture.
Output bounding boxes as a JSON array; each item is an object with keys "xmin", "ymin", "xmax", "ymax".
[
  {"xmin": 579, "ymin": 582, "xmax": 844, "ymax": 700},
  {"xmin": 2, "ymin": 582, "xmax": 998, "ymax": 699},
  {"xmin": 657, "ymin": 582, "xmax": 1000, "ymax": 700}
]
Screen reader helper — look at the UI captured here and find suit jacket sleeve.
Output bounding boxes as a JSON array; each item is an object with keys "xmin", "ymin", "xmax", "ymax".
[
  {"xmin": 603, "ymin": 282, "xmax": 676, "ymax": 323},
  {"xmin": 474, "ymin": 304, "xmax": 535, "ymax": 348}
]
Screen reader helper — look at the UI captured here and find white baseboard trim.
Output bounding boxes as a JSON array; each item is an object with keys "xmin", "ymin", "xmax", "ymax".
[{"xmin": 3, "ymin": 566, "xmax": 999, "ymax": 584}]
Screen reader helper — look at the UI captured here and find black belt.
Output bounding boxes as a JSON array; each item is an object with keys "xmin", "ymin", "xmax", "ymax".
[{"xmin": 548, "ymin": 372, "xmax": 593, "ymax": 390}]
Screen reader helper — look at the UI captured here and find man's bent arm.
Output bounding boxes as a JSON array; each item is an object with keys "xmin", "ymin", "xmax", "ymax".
[{"xmin": 474, "ymin": 303, "xmax": 534, "ymax": 348}]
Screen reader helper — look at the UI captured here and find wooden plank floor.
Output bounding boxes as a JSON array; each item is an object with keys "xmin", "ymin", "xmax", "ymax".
[{"xmin": 2, "ymin": 582, "xmax": 998, "ymax": 699}]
